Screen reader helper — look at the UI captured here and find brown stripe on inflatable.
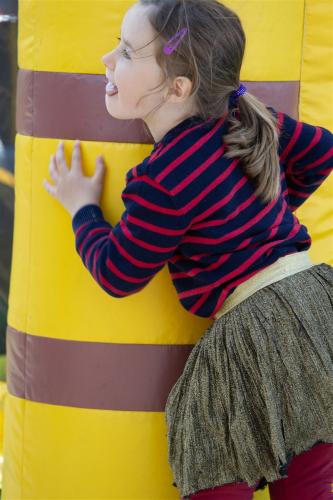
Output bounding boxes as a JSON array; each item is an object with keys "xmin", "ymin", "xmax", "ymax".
[
  {"xmin": 16, "ymin": 69, "xmax": 300, "ymax": 142},
  {"xmin": 16, "ymin": 69, "xmax": 154, "ymax": 143},
  {"xmin": 6, "ymin": 325, "xmax": 194, "ymax": 411}
]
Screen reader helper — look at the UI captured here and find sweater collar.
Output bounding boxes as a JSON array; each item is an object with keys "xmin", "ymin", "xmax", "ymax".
[{"xmin": 153, "ymin": 115, "xmax": 208, "ymax": 147}]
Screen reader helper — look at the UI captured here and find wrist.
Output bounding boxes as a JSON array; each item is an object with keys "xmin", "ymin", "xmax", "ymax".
[
  {"xmin": 70, "ymin": 201, "xmax": 100, "ymax": 218},
  {"xmin": 71, "ymin": 204, "xmax": 104, "ymax": 232}
]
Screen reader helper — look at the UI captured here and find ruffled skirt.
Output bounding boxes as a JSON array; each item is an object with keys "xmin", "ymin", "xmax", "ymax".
[{"xmin": 164, "ymin": 263, "xmax": 333, "ymax": 499}]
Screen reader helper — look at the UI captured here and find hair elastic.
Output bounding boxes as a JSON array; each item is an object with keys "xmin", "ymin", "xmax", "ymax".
[
  {"xmin": 229, "ymin": 83, "xmax": 247, "ymax": 108},
  {"xmin": 231, "ymin": 83, "xmax": 247, "ymax": 99},
  {"xmin": 163, "ymin": 27, "xmax": 188, "ymax": 55}
]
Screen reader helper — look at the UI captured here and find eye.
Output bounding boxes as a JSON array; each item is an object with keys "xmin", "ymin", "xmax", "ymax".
[
  {"xmin": 116, "ymin": 37, "xmax": 131, "ymax": 60},
  {"xmin": 120, "ymin": 48, "xmax": 131, "ymax": 59}
]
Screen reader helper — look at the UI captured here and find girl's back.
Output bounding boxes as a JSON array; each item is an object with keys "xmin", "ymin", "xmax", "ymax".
[{"xmin": 92, "ymin": 108, "xmax": 332, "ymax": 317}]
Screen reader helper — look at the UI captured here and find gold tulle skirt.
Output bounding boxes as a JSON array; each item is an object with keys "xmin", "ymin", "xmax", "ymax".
[{"xmin": 165, "ymin": 263, "xmax": 333, "ymax": 499}]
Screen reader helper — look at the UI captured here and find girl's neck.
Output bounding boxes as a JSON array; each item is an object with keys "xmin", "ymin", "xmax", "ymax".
[{"xmin": 144, "ymin": 104, "xmax": 200, "ymax": 143}]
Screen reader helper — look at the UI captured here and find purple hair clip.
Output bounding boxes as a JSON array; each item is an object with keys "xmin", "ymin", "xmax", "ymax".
[{"xmin": 163, "ymin": 27, "xmax": 188, "ymax": 55}]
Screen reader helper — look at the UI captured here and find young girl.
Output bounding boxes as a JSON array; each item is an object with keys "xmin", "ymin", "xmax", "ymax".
[{"xmin": 43, "ymin": 0, "xmax": 333, "ymax": 498}]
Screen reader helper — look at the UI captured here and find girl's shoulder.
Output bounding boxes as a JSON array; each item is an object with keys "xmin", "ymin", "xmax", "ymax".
[
  {"xmin": 125, "ymin": 114, "xmax": 239, "ymax": 192},
  {"xmin": 125, "ymin": 155, "xmax": 151, "ymax": 187},
  {"xmin": 141, "ymin": 116, "xmax": 229, "ymax": 188}
]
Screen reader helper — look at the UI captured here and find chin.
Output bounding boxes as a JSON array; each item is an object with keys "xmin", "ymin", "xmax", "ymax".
[
  {"xmin": 105, "ymin": 96, "xmax": 135, "ymax": 120},
  {"xmin": 105, "ymin": 107, "xmax": 136, "ymax": 121},
  {"xmin": 106, "ymin": 109, "xmax": 126, "ymax": 120}
]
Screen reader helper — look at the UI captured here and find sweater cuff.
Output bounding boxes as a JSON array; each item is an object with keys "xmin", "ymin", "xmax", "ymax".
[{"xmin": 72, "ymin": 204, "xmax": 105, "ymax": 232}]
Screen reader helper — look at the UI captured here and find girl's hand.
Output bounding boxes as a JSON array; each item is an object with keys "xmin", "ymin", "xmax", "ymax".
[{"xmin": 43, "ymin": 140, "xmax": 106, "ymax": 217}]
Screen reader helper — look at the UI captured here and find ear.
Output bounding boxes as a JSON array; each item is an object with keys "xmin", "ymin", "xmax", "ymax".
[{"xmin": 167, "ymin": 76, "xmax": 194, "ymax": 103}]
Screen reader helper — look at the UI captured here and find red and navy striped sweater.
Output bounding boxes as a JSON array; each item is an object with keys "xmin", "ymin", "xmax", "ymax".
[{"xmin": 72, "ymin": 108, "xmax": 333, "ymax": 318}]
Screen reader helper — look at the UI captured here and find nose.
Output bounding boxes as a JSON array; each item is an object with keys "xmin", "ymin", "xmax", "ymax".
[{"xmin": 101, "ymin": 49, "xmax": 116, "ymax": 70}]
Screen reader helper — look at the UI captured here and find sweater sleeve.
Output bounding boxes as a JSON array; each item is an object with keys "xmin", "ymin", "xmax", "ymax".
[
  {"xmin": 277, "ymin": 111, "xmax": 333, "ymax": 212},
  {"xmin": 71, "ymin": 173, "xmax": 190, "ymax": 297}
]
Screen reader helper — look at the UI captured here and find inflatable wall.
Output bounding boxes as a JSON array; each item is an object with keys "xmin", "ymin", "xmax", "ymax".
[{"xmin": 3, "ymin": 0, "xmax": 333, "ymax": 498}]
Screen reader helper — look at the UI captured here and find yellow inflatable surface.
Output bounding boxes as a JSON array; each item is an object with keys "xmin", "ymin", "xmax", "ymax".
[{"xmin": 3, "ymin": 0, "xmax": 332, "ymax": 499}]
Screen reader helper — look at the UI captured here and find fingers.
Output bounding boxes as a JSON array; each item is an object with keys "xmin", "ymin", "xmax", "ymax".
[
  {"xmin": 43, "ymin": 179, "xmax": 57, "ymax": 197},
  {"xmin": 44, "ymin": 155, "xmax": 59, "ymax": 197},
  {"xmin": 71, "ymin": 140, "xmax": 82, "ymax": 174},
  {"xmin": 49, "ymin": 155, "xmax": 59, "ymax": 183},
  {"xmin": 56, "ymin": 141, "xmax": 68, "ymax": 175},
  {"xmin": 93, "ymin": 156, "xmax": 106, "ymax": 183}
]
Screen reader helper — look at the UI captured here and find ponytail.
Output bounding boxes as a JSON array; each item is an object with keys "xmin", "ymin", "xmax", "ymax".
[{"xmin": 223, "ymin": 92, "xmax": 281, "ymax": 204}]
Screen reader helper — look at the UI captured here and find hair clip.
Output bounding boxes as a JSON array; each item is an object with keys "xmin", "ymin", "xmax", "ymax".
[{"xmin": 163, "ymin": 27, "xmax": 188, "ymax": 55}]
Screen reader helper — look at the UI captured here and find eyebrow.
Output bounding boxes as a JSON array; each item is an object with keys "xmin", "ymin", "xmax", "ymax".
[
  {"xmin": 121, "ymin": 34, "xmax": 157, "ymax": 54},
  {"xmin": 121, "ymin": 36, "xmax": 137, "ymax": 52}
]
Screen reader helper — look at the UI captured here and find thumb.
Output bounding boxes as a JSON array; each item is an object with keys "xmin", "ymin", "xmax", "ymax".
[{"xmin": 94, "ymin": 156, "xmax": 106, "ymax": 183}]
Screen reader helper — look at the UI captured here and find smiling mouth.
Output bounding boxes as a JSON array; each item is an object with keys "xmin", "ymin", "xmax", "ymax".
[{"xmin": 106, "ymin": 81, "xmax": 119, "ymax": 97}]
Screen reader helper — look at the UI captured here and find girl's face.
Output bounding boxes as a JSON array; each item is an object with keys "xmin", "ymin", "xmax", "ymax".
[{"xmin": 101, "ymin": 3, "xmax": 167, "ymax": 122}]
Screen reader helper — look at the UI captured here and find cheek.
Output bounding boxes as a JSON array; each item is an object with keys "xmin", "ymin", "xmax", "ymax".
[
  {"xmin": 114, "ymin": 60, "xmax": 130, "ymax": 86},
  {"xmin": 136, "ymin": 69, "xmax": 165, "ymax": 103},
  {"xmin": 114, "ymin": 61, "xmax": 165, "ymax": 110}
]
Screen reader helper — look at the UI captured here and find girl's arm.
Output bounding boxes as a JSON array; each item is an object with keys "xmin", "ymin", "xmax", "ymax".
[
  {"xmin": 276, "ymin": 111, "xmax": 333, "ymax": 212},
  {"xmin": 43, "ymin": 141, "xmax": 190, "ymax": 298},
  {"xmin": 71, "ymin": 175, "xmax": 190, "ymax": 297}
]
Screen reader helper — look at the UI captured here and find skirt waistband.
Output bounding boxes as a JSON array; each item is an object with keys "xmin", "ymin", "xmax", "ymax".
[{"xmin": 213, "ymin": 251, "xmax": 315, "ymax": 320}]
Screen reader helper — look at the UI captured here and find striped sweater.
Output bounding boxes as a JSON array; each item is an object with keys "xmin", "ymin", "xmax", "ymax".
[{"xmin": 72, "ymin": 108, "xmax": 333, "ymax": 318}]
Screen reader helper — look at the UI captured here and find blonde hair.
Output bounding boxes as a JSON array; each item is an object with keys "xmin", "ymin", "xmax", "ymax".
[{"xmin": 140, "ymin": 0, "xmax": 280, "ymax": 204}]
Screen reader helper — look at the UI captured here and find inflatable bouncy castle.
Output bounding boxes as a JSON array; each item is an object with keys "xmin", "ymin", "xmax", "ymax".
[{"xmin": 3, "ymin": 0, "xmax": 333, "ymax": 498}]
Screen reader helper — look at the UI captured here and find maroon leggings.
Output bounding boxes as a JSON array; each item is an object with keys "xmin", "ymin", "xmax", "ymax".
[{"xmin": 182, "ymin": 442, "xmax": 333, "ymax": 499}]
